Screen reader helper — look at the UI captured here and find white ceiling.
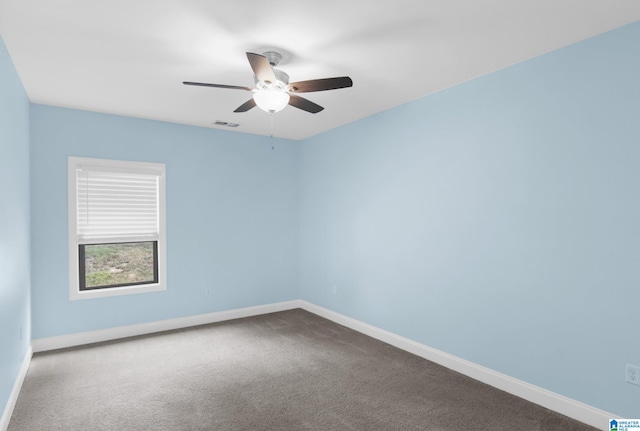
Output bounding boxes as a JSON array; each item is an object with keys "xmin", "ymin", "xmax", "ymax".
[{"xmin": 1, "ymin": 1, "xmax": 639, "ymax": 140}]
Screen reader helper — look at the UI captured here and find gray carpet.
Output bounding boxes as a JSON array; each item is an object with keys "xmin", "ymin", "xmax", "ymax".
[{"xmin": 9, "ymin": 309, "xmax": 597, "ymax": 430}]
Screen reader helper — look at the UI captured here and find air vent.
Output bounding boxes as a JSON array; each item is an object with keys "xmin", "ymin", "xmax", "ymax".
[{"xmin": 213, "ymin": 121, "xmax": 239, "ymax": 128}]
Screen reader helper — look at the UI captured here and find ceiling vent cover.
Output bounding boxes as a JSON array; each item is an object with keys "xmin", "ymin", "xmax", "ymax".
[{"xmin": 213, "ymin": 121, "xmax": 239, "ymax": 128}]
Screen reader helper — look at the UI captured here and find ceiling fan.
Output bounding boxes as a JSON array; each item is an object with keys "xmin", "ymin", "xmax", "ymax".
[{"xmin": 183, "ymin": 52, "xmax": 353, "ymax": 114}]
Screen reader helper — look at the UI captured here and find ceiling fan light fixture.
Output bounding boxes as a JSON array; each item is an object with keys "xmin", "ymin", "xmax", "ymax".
[{"xmin": 253, "ymin": 89, "xmax": 290, "ymax": 113}]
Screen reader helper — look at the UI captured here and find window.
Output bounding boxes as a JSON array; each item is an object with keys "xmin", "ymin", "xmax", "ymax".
[{"xmin": 68, "ymin": 157, "xmax": 166, "ymax": 300}]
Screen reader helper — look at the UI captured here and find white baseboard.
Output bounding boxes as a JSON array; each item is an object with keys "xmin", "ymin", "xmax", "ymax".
[
  {"xmin": 298, "ymin": 301, "xmax": 613, "ymax": 430},
  {"xmin": 32, "ymin": 300, "xmax": 302, "ymax": 352},
  {"xmin": 0, "ymin": 345, "xmax": 32, "ymax": 431}
]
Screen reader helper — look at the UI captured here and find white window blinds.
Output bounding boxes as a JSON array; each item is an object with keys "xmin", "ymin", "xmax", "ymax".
[{"xmin": 76, "ymin": 164, "xmax": 162, "ymax": 244}]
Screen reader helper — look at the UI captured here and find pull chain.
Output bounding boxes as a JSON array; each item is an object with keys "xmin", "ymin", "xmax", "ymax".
[{"xmin": 270, "ymin": 113, "xmax": 274, "ymax": 138}]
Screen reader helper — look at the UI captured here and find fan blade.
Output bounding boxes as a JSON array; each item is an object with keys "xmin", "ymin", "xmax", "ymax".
[
  {"xmin": 234, "ymin": 98, "xmax": 257, "ymax": 113},
  {"xmin": 183, "ymin": 81, "xmax": 252, "ymax": 91},
  {"xmin": 288, "ymin": 77, "xmax": 353, "ymax": 93},
  {"xmin": 246, "ymin": 52, "xmax": 277, "ymax": 84},
  {"xmin": 288, "ymin": 95, "xmax": 324, "ymax": 114}
]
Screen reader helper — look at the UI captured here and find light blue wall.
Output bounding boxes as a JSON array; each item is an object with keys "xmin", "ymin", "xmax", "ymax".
[
  {"xmin": 30, "ymin": 105, "xmax": 299, "ymax": 338},
  {"xmin": 299, "ymin": 22, "xmax": 640, "ymax": 417},
  {"xmin": 0, "ymin": 36, "xmax": 31, "ymax": 417}
]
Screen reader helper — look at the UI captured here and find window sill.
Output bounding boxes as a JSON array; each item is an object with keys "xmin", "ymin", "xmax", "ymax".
[{"xmin": 69, "ymin": 282, "xmax": 166, "ymax": 301}]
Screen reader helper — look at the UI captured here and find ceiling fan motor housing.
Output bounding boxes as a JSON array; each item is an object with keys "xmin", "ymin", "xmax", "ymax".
[{"xmin": 255, "ymin": 69, "xmax": 289, "ymax": 90}]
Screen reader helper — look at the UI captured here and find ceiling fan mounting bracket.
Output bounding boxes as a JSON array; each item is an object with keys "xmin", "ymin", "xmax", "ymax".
[{"xmin": 263, "ymin": 51, "xmax": 283, "ymax": 67}]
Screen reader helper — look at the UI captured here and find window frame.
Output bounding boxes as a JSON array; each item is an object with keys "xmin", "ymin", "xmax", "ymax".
[{"xmin": 68, "ymin": 157, "xmax": 167, "ymax": 300}]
